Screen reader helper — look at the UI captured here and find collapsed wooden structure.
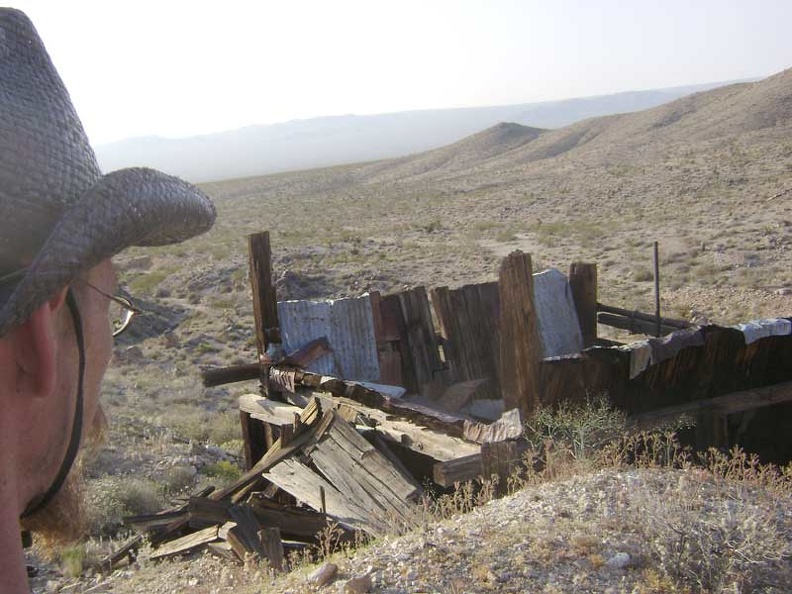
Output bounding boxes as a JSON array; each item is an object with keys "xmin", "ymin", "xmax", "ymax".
[{"xmin": 111, "ymin": 231, "xmax": 792, "ymax": 569}]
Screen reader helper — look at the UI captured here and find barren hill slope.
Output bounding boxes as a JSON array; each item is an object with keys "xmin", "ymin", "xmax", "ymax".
[{"xmin": 357, "ymin": 68, "xmax": 792, "ymax": 183}]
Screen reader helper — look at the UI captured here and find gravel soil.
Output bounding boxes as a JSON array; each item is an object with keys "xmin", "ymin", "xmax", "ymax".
[{"xmin": 32, "ymin": 467, "xmax": 792, "ymax": 594}]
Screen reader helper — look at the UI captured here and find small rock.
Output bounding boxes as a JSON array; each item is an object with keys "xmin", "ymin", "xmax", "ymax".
[
  {"xmin": 309, "ymin": 562, "xmax": 338, "ymax": 587},
  {"xmin": 344, "ymin": 573, "xmax": 373, "ymax": 593},
  {"xmin": 606, "ymin": 552, "xmax": 632, "ymax": 569}
]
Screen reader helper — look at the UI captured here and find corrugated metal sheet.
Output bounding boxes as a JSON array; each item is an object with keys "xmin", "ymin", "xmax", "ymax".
[
  {"xmin": 533, "ymin": 268, "xmax": 584, "ymax": 357},
  {"xmin": 278, "ymin": 295, "xmax": 380, "ymax": 382}
]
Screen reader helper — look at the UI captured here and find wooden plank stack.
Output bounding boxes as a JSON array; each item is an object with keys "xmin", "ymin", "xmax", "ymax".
[{"xmin": 110, "ymin": 378, "xmax": 515, "ymax": 570}]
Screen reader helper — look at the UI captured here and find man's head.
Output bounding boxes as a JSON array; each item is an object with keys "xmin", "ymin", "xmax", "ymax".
[{"xmin": 0, "ymin": 6, "xmax": 215, "ymax": 551}]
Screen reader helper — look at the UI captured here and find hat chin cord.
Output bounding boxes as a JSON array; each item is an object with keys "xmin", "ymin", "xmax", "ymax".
[{"xmin": 20, "ymin": 289, "xmax": 84, "ymax": 519}]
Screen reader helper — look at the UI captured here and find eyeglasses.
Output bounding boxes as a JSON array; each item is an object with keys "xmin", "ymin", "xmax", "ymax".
[
  {"xmin": 0, "ymin": 268, "xmax": 141, "ymax": 337},
  {"xmin": 77, "ymin": 280, "xmax": 142, "ymax": 337}
]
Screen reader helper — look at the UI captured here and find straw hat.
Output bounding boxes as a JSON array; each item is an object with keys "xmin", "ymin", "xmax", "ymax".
[{"xmin": 0, "ymin": 8, "xmax": 216, "ymax": 336}]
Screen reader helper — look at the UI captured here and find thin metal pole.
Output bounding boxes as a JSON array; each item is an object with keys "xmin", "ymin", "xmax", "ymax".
[{"xmin": 653, "ymin": 241, "xmax": 661, "ymax": 337}]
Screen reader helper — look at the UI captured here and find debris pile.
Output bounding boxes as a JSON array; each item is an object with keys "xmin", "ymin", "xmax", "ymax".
[{"xmin": 111, "ymin": 368, "xmax": 524, "ymax": 569}]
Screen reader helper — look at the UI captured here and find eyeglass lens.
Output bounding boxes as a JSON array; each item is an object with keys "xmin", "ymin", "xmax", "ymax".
[{"xmin": 108, "ymin": 296, "xmax": 136, "ymax": 336}]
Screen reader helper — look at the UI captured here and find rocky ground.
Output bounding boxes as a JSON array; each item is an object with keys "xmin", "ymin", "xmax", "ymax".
[{"xmin": 29, "ymin": 467, "xmax": 792, "ymax": 593}]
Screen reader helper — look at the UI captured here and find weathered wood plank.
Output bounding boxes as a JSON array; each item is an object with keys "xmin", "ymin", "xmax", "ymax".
[
  {"xmin": 463, "ymin": 408, "xmax": 523, "ymax": 444},
  {"xmin": 226, "ymin": 504, "xmax": 267, "ymax": 561},
  {"xmin": 248, "ymin": 231, "xmax": 280, "ymax": 360},
  {"xmin": 433, "ymin": 453, "xmax": 483, "ymax": 487},
  {"xmin": 264, "ymin": 458, "xmax": 375, "ymax": 533},
  {"xmin": 239, "ymin": 409, "xmax": 267, "ymax": 470},
  {"xmin": 597, "ymin": 312, "xmax": 681, "ymax": 337},
  {"xmin": 630, "ymin": 380, "xmax": 792, "ymax": 427},
  {"xmin": 210, "ymin": 399, "xmax": 327, "ymax": 502},
  {"xmin": 384, "ymin": 287, "xmax": 443, "ymax": 397},
  {"xmin": 149, "ymin": 526, "xmax": 219, "ymax": 560},
  {"xmin": 310, "ymin": 413, "xmax": 421, "ymax": 505},
  {"xmin": 188, "ymin": 494, "xmax": 337, "ymax": 543},
  {"xmin": 431, "ymin": 282, "xmax": 501, "ymax": 404},
  {"xmin": 481, "ymin": 441, "xmax": 521, "ymax": 495},
  {"xmin": 259, "ymin": 527, "xmax": 285, "ymax": 571},
  {"xmin": 569, "ymin": 263, "xmax": 597, "ymax": 348},
  {"xmin": 597, "ymin": 303, "xmax": 690, "ymax": 330},
  {"xmin": 304, "ymin": 391, "xmax": 480, "ymax": 461},
  {"xmin": 290, "ymin": 369, "xmax": 470, "ymax": 437},
  {"xmin": 498, "ymin": 251, "xmax": 542, "ymax": 419}
]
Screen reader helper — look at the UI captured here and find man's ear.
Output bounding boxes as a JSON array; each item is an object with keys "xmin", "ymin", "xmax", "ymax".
[{"xmin": 13, "ymin": 286, "xmax": 69, "ymax": 398}]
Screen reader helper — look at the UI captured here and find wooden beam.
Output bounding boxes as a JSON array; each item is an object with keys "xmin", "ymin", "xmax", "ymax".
[
  {"xmin": 149, "ymin": 526, "xmax": 219, "ymax": 560},
  {"xmin": 239, "ymin": 409, "xmax": 267, "ymax": 470},
  {"xmin": 597, "ymin": 303, "xmax": 690, "ymax": 329},
  {"xmin": 433, "ymin": 453, "xmax": 483, "ymax": 487},
  {"xmin": 631, "ymin": 380, "xmax": 792, "ymax": 428},
  {"xmin": 259, "ymin": 527, "xmax": 285, "ymax": 571},
  {"xmin": 498, "ymin": 251, "xmax": 542, "ymax": 419},
  {"xmin": 569, "ymin": 263, "xmax": 597, "ymax": 348},
  {"xmin": 597, "ymin": 312, "xmax": 682, "ymax": 337},
  {"xmin": 202, "ymin": 363, "xmax": 262, "ymax": 387},
  {"xmin": 481, "ymin": 440, "xmax": 521, "ymax": 496},
  {"xmin": 306, "ymin": 391, "xmax": 480, "ymax": 461},
  {"xmin": 248, "ymin": 232, "xmax": 280, "ymax": 369},
  {"xmin": 290, "ymin": 369, "xmax": 470, "ymax": 437},
  {"xmin": 433, "ymin": 441, "xmax": 531, "ymax": 487}
]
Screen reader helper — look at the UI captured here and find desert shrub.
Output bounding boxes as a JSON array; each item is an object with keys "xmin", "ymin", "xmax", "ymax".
[
  {"xmin": 59, "ymin": 544, "xmax": 85, "ymax": 578},
  {"xmin": 633, "ymin": 470, "xmax": 789, "ymax": 593},
  {"xmin": 523, "ymin": 396, "xmax": 627, "ymax": 464},
  {"xmin": 84, "ymin": 475, "xmax": 164, "ymax": 535},
  {"xmin": 631, "ymin": 267, "xmax": 654, "ymax": 282},
  {"xmin": 163, "ymin": 465, "xmax": 198, "ymax": 496},
  {"xmin": 201, "ymin": 460, "xmax": 242, "ymax": 484}
]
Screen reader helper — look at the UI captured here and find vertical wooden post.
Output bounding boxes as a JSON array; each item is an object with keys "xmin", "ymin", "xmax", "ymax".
[
  {"xmin": 248, "ymin": 231, "xmax": 280, "ymax": 397},
  {"xmin": 653, "ymin": 241, "xmax": 661, "ymax": 337},
  {"xmin": 569, "ymin": 262, "xmax": 598, "ymax": 348},
  {"xmin": 498, "ymin": 251, "xmax": 542, "ymax": 420},
  {"xmin": 481, "ymin": 441, "xmax": 519, "ymax": 497},
  {"xmin": 239, "ymin": 411, "xmax": 267, "ymax": 470},
  {"xmin": 248, "ymin": 232, "xmax": 280, "ymax": 354}
]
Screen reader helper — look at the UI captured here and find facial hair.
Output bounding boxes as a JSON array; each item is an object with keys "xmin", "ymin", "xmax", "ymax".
[{"xmin": 20, "ymin": 405, "xmax": 107, "ymax": 555}]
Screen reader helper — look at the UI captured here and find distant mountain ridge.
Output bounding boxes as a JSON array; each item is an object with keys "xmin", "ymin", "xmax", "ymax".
[
  {"xmin": 95, "ymin": 79, "xmax": 751, "ymax": 183},
  {"xmin": 352, "ymin": 68, "xmax": 791, "ymax": 184}
]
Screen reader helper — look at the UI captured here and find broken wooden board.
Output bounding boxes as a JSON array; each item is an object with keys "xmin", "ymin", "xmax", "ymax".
[
  {"xmin": 462, "ymin": 408, "xmax": 523, "ymax": 444},
  {"xmin": 431, "ymin": 283, "xmax": 501, "ymax": 403},
  {"xmin": 433, "ymin": 440, "xmax": 531, "ymax": 487},
  {"xmin": 304, "ymin": 391, "xmax": 480, "ymax": 461},
  {"xmin": 149, "ymin": 525, "xmax": 219, "ymax": 560},
  {"xmin": 288, "ymin": 368, "xmax": 470, "ymax": 437},
  {"xmin": 382, "ymin": 287, "xmax": 443, "ymax": 397},
  {"xmin": 265, "ymin": 458, "xmax": 376, "ymax": 533},
  {"xmin": 213, "ymin": 398, "xmax": 328, "ymax": 502},
  {"xmin": 499, "ymin": 251, "xmax": 542, "ymax": 419},
  {"xmin": 240, "ymin": 393, "xmax": 302, "ymax": 426},
  {"xmin": 186, "ymin": 493, "xmax": 340, "ymax": 544},
  {"xmin": 264, "ymin": 411, "xmax": 421, "ymax": 536}
]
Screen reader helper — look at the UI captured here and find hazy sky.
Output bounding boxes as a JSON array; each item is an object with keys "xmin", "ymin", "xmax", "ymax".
[{"xmin": 11, "ymin": 0, "xmax": 792, "ymax": 146}]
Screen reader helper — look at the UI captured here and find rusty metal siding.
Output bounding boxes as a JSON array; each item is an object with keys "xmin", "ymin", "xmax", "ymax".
[{"xmin": 277, "ymin": 295, "xmax": 380, "ymax": 382}]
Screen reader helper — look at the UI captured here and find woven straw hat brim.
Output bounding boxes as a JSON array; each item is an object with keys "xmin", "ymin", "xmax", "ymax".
[{"xmin": 0, "ymin": 166, "xmax": 216, "ymax": 336}]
